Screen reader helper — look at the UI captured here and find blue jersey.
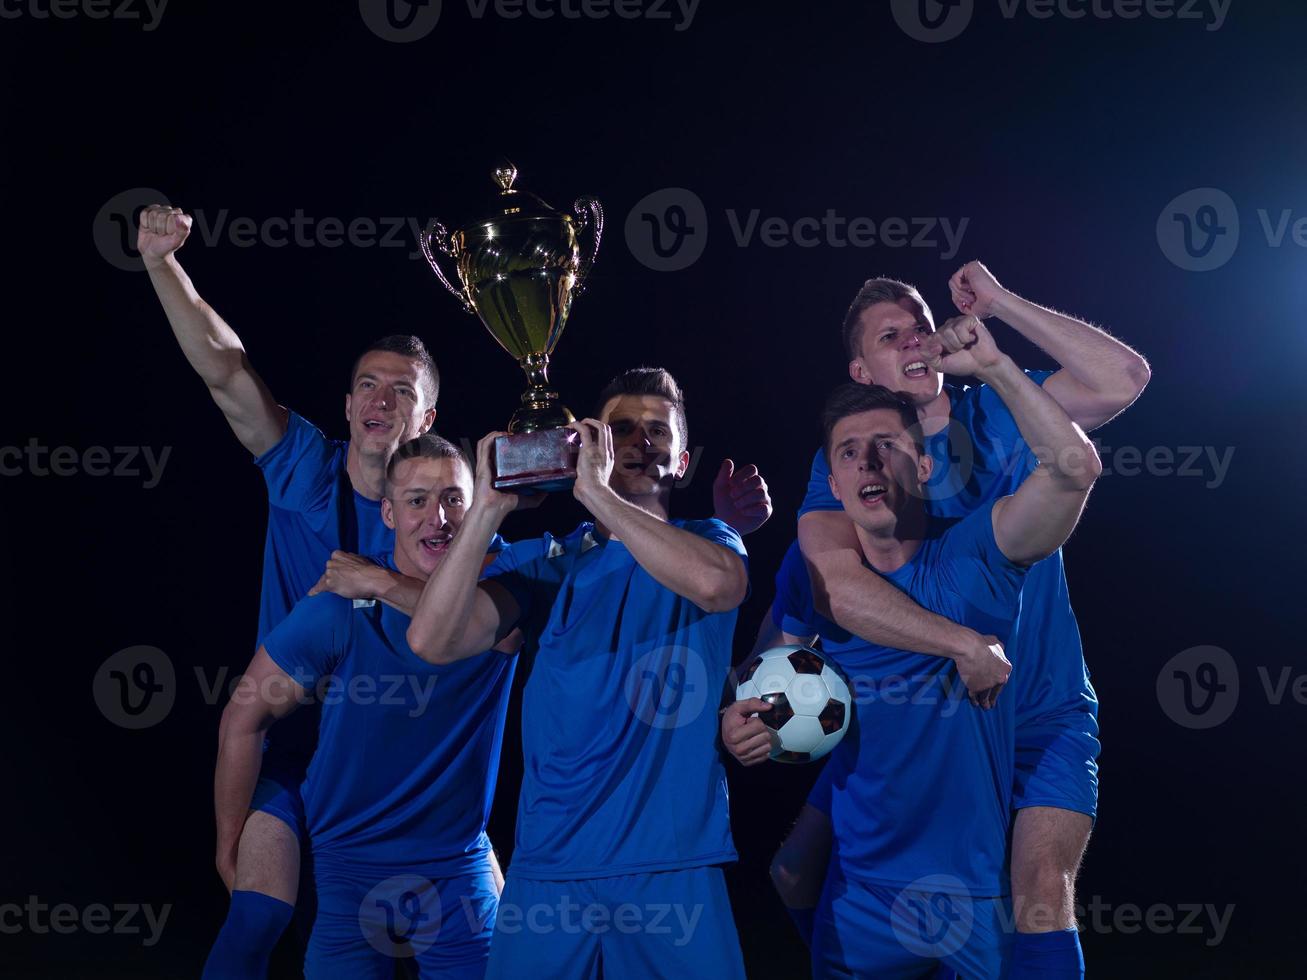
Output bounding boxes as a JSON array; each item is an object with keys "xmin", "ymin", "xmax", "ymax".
[
  {"xmin": 254, "ymin": 412, "xmax": 394, "ymax": 646},
  {"xmin": 798, "ymin": 372, "xmax": 1096, "ymax": 725},
  {"xmin": 482, "ymin": 519, "xmax": 746, "ymax": 880},
  {"xmin": 814, "ymin": 508, "xmax": 1026, "ymax": 895},
  {"xmin": 771, "ymin": 539, "xmax": 816, "ymax": 639},
  {"xmin": 262, "ymin": 565, "xmax": 516, "ymax": 876}
]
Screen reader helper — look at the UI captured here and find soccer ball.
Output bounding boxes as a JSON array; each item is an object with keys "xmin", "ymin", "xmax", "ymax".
[{"xmin": 735, "ymin": 645, "xmax": 852, "ymax": 764}]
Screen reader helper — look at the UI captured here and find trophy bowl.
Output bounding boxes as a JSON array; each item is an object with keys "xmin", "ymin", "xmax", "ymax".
[{"xmin": 421, "ymin": 164, "xmax": 602, "ymax": 490}]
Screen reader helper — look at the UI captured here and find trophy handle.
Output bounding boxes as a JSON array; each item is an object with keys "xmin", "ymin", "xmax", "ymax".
[
  {"xmin": 570, "ymin": 197, "xmax": 604, "ymax": 297},
  {"xmin": 420, "ymin": 218, "xmax": 474, "ymax": 314}
]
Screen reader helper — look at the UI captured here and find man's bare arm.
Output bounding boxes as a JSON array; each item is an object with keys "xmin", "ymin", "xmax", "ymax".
[
  {"xmin": 140, "ymin": 205, "xmax": 288, "ymax": 456},
  {"xmin": 797, "ymin": 511, "xmax": 1010, "ymax": 708},
  {"xmin": 407, "ymin": 435, "xmax": 529, "ymax": 664},
  {"xmin": 950, "ymin": 260, "xmax": 1150, "ymax": 431},
  {"xmin": 981, "ymin": 360, "xmax": 1102, "ymax": 565},
  {"xmin": 213, "ymin": 647, "xmax": 306, "ymax": 890}
]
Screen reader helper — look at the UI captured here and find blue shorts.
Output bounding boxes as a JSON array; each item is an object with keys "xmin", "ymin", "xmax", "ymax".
[
  {"xmin": 1011, "ymin": 714, "xmax": 1100, "ymax": 821},
  {"xmin": 304, "ymin": 862, "xmax": 498, "ymax": 979},
  {"xmin": 485, "ymin": 867, "xmax": 745, "ymax": 980},
  {"xmin": 249, "ymin": 773, "xmax": 307, "ymax": 840},
  {"xmin": 812, "ymin": 865, "xmax": 1012, "ymax": 979},
  {"xmin": 806, "ymin": 712, "xmax": 1102, "ymax": 822}
]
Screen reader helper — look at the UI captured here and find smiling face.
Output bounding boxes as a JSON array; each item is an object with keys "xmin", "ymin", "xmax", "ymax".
[
  {"xmin": 598, "ymin": 393, "xmax": 690, "ymax": 502},
  {"xmin": 848, "ymin": 297, "xmax": 942, "ymax": 405},
  {"xmin": 346, "ymin": 351, "xmax": 437, "ymax": 461},
  {"xmin": 826, "ymin": 407, "xmax": 933, "ymax": 534},
  {"xmin": 381, "ymin": 455, "xmax": 473, "ymax": 579}
]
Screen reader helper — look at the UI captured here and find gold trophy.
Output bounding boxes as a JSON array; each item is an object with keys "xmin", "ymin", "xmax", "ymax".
[{"xmin": 421, "ymin": 163, "xmax": 602, "ymax": 490}]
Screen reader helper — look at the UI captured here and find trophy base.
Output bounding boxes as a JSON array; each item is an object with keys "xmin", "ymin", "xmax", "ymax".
[{"xmin": 493, "ymin": 427, "xmax": 580, "ymax": 492}]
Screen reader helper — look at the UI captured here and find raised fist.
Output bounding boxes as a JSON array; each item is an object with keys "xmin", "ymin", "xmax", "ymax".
[
  {"xmin": 137, "ymin": 204, "xmax": 192, "ymax": 268},
  {"xmin": 949, "ymin": 260, "xmax": 1009, "ymax": 319}
]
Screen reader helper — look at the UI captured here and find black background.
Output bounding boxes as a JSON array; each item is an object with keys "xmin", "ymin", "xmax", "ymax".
[{"xmin": 3, "ymin": 0, "xmax": 1303, "ymax": 976}]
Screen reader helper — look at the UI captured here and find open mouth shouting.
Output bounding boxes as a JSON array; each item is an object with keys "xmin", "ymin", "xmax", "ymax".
[
  {"xmin": 902, "ymin": 359, "xmax": 929, "ymax": 381},
  {"xmin": 857, "ymin": 480, "xmax": 888, "ymax": 506},
  {"xmin": 363, "ymin": 417, "xmax": 396, "ymax": 435},
  {"xmin": 418, "ymin": 530, "xmax": 453, "ymax": 558},
  {"xmin": 618, "ymin": 448, "xmax": 665, "ymax": 477}
]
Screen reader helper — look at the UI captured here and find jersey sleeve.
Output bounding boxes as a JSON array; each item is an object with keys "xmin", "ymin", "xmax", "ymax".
[
  {"xmin": 772, "ymin": 539, "xmax": 818, "ymax": 638},
  {"xmin": 480, "ymin": 537, "xmax": 554, "ymax": 642},
  {"xmin": 954, "ymin": 369, "xmax": 1054, "ymax": 495},
  {"xmin": 932, "ymin": 508, "xmax": 1028, "ymax": 625},
  {"xmin": 681, "ymin": 518, "xmax": 750, "ymax": 604},
  {"xmin": 261, "ymin": 592, "xmax": 351, "ymax": 689},
  {"xmin": 798, "ymin": 448, "xmax": 842, "ymax": 518},
  {"xmin": 254, "ymin": 411, "xmax": 341, "ymax": 513}
]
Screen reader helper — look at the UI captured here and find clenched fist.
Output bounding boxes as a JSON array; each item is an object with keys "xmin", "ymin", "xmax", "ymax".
[
  {"xmin": 949, "ymin": 260, "xmax": 1010, "ymax": 320},
  {"xmin": 923, "ymin": 315, "xmax": 1008, "ymax": 381},
  {"xmin": 137, "ymin": 204, "xmax": 192, "ymax": 269}
]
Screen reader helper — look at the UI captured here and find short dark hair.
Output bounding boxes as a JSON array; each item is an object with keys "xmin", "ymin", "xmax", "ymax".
[
  {"xmin": 593, "ymin": 366, "xmax": 689, "ymax": 449},
  {"xmin": 350, "ymin": 335, "xmax": 440, "ymax": 407},
  {"xmin": 383, "ymin": 433, "xmax": 469, "ymax": 499},
  {"xmin": 840, "ymin": 277, "xmax": 933, "ymax": 361},
  {"xmin": 822, "ymin": 383, "xmax": 922, "ymax": 468}
]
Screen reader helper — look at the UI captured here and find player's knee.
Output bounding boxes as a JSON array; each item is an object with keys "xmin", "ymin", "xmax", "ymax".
[
  {"xmin": 769, "ymin": 848, "xmax": 802, "ymax": 906},
  {"xmin": 1012, "ymin": 860, "xmax": 1077, "ymax": 932}
]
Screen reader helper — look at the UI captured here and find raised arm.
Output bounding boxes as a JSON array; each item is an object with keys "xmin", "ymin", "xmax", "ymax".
[
  {"xmin": 950, "ymin": 260, "xmax": 1150, "ymax": 431},
  {"xmin": 406, "ymin": 435, "xmax": 527, "ymax": 665},
  {"xmin": 797, "ymin": 511, "xmax": 1010, "ymax": 708},
  {"xmin": 213, "ymin": 647, "xmax": 306, "ymax": 891},
  {"xmin": 572, "ymin": 419, "xmax": 748, "ymax": 613},
  {"xmin": 139, "ymin": 204, "xmax": 288, "ymax": 455},
  {"xmin": 930, "ymin": 318, "xmax": 1102, "ymax": 566}
]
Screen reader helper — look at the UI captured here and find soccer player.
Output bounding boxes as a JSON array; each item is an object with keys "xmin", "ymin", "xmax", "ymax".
[
  {"xmin": 726, "ymin": 264, "xmax": 1149, "ymax": 977},
  {"xmin": 406, "ymin": 368, "xmax": 751, "ymax": 979},
  {"xmin": 798, "ymin": 336, "xmax": 1100, "ymax": 977},
  {"xmin": 140, "ymin": 204, "xmax": 445, "ymax": 976},
  {"xmin": 215, "ymin": 434, "xmax": 518, "ymax": 977},
  {"xmin": 142, "ymin": 201, "xmax": 773, "ymax": 976}
]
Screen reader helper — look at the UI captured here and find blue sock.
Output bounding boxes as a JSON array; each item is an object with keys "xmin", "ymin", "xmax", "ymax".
[
  {"xmin": 201, "ymin": 889, "xmax": 294, "ymax": 979},
  {"xmin": 778, "ymin": 904, "xmax": 810, "ymax": 951},
  {"xmin": 1010, "ymin": 928, "xmax": 1084, "ymax": 980}
]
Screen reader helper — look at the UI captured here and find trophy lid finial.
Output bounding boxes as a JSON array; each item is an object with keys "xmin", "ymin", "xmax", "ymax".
[{"xmin": 493, "ymin": 162, "xmax": 518, "ymax": 193}]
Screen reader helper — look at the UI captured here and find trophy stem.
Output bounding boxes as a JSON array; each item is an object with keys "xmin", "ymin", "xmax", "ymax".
[{"xmin": 509, "ymin": 352, "xmax": 575, "ymax": 433}]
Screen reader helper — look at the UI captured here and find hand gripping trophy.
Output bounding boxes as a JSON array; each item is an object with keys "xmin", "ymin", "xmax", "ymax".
[{"xmin": 421, "ymin": 163, "xmax": 603, "ymax": 490}]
